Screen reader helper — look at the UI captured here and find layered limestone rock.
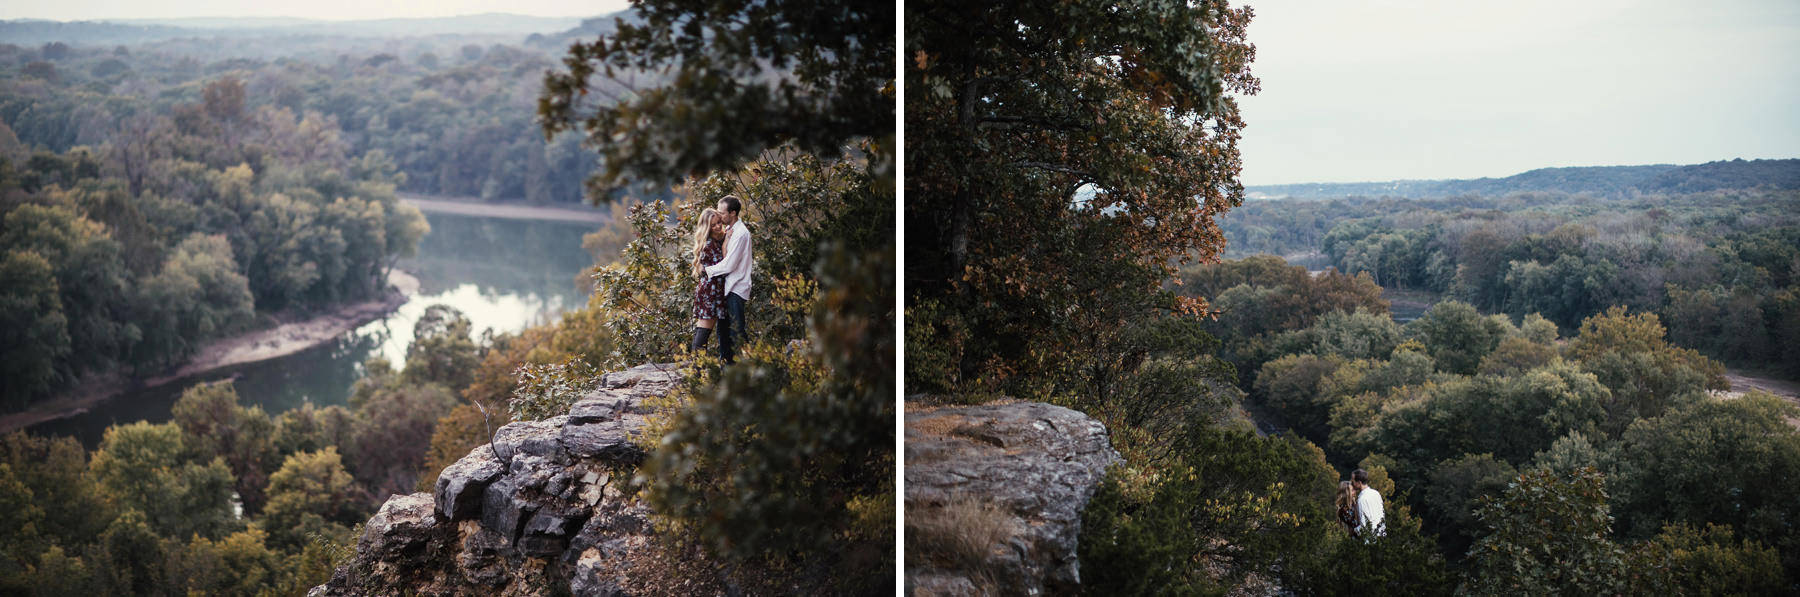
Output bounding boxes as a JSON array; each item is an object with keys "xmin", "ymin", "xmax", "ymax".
[
  {"xmin": 904, "ymin": 401, "xmax": 1121, "ymax": 596},
  {"xmin": 310, "ymin": 363, "xmax": 680, "ymax": 597}
]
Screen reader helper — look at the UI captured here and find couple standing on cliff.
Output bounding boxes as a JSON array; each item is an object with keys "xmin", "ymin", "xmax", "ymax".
[
  {"xmin": 1336, "ymin": 468, "xmax": 1387, "ymax": 541},
  {"xmin": 687, "ymin": 195, "xmax": 752, "ymax": 364}
]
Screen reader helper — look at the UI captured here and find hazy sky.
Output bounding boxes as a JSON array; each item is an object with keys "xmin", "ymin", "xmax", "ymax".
[
  {"xmin": 0, "ymin": 0, "xmax": 629, "ymax": 21},
  {"xmin": 1236, "ymin": 0, "xmax": 1800, "ymax": 185},
  {"xmin": 8, "ymin": 1, "xmax": 1797, "ymax": 185}
]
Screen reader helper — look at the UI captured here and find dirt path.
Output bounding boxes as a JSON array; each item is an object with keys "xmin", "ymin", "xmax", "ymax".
[
  {"xmin": 1716, "ymin": 370, "xmax": 1800, "ymax": 429},
  {"xmin": 1722, "ymin": 369, "xmax": 1800, "ymax": 400},
  {"xmin": 400, "ymin": 194, "xmax": 610, "ymax": 224},
  {"xmin": 0, "ymin": 270, "xmax": 419, "ymax": 435}
]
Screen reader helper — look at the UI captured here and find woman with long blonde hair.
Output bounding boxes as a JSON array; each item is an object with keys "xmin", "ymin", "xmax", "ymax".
[
  {"xmin": 1335, "ymin": 480, "xmax": 1360, "ymax": 538},
  {"xmin": 688, "ymin": 208, "xmax": 728, "ymax": 352}
]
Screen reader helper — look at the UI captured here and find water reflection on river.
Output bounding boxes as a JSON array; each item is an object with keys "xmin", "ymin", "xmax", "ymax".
[{"xmin": 32, "ymin": 210, "xmax": 600, "ymax": 448}]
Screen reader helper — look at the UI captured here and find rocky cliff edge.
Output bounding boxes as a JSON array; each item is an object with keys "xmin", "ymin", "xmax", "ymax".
[
  {"xmin": 904, "ymin": 401, "xmax": 1121, "ymax": 596},
  {"xmin": 310, "ymin": 363, "xmax": 681, "ymax": 596}
]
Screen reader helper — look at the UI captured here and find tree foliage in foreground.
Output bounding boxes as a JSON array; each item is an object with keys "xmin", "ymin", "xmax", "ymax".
[
  {"xmin": 906, "ymin": 0, "xmax": 1257, "ymax": 399},
  {"xmin": 540, "ymin": 0, "xmax": 895, "ymax": 195},
  {"xmin": 582, "ymin": 151, "xmax": 896, "ymax": 594}
]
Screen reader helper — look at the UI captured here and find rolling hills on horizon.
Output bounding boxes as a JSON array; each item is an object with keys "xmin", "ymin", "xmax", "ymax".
[
  {"xmin": 1248, "ymin": 157, "xmax": 1800, "ymax": 200},
  {"xmin": 0, "ymin": 12, "xmax": 593, "ymax": 45}
]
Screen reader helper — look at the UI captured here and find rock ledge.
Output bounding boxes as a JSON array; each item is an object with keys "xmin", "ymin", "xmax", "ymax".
[
  {"xmin": 904, "ymin": 401, "xmax": 1121, "ymax": 596},
  {"xmin": 310, "ymin": 363, "xmax": 680, "ymax": 597}
]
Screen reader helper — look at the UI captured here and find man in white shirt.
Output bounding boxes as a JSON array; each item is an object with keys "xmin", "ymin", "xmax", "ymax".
[
  {"xmin": 1351, "ymin": 468, "xmax": 1386, "ymax": 539},
  {"xmin": 703, "ymin": 195, "xmax": 752, "ymax": 364}
]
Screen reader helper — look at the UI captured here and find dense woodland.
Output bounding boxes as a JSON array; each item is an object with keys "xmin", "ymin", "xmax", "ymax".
[
  {"xmin": 1219, "ymin": 189, "xmax": 1800, "ymax": 377},
  {"xmin": 1143, "ymin": 256, "xmax": 1799, "ymax": 594},
  {"xmin": 3, "ymin": 1, "xmax": 894, "ymax": 594},
  {"xmin": 904, "ymin": 0, "xmax": 1799, "ymax": 594},
  {"xmin": 0, "ymin": 15, "xmax": 680, "ymax": 410},
  {"xmin": 0, "ymin": 76, "xmax": 429, "ymax": 411},
  {"xmin": 0, "ymin": 18, "xmax": 628, "ymax": 206}
]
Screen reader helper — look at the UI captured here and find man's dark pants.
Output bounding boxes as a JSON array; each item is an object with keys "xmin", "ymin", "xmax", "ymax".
[{"xmin": 719, "ymin": 292, "xmax": 747, "ymax": 363}]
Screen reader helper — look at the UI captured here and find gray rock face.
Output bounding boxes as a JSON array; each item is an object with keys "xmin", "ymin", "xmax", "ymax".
[
  {"xmin": 904, "ymin": 401, "xmax": 1121, "ymax": 596},
  {"xmin": 312, "ymin": 363, "xmax": 682, "ymax": 597},
  {"xmin": 435, "ymin": 448, "xmax": 505, "ymax": 522}
]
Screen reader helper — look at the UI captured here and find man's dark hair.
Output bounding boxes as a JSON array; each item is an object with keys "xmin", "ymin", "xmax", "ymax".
[
  {"xmin": 1352, "ymin": 469, "xmax": 1369, "ymax": 484},
  {"xmin": 719, "ymin": 195, "xmax": 742, "ymax": 214}
]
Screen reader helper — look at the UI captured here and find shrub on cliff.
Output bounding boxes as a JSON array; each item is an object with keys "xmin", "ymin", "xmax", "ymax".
[
  {"xmin": 1080, "ymin": 424, "xmax": 1337, "ymax": 593},
  {"xmin": 584, "ymin": 152, "xmax": 893, "ymax": 592},
  {"xmin": 642, "ymin": 244, "xmax": 894, "ymax": 593}
]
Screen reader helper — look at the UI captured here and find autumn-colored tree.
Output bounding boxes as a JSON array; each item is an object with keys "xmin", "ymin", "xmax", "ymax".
[{"xmin": 906, "ymin": 0, "xmax": 1257, "ymax": 397}]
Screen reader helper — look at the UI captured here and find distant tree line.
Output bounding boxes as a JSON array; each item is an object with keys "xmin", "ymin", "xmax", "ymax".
[
  {"xmin": 1217, "ymin": 190, "xmax": 1800, "ymax": 377},
  {"xmin": 0, "ymin": 74, "xmax": 428, "ymax": 411},
  {"xmin": 0, "ymin": 32, "xmax": 610, "ymax": 204},
  {"xmin": 1245, "ymin": 158, "xmax": 1800, "ymax": 200}
]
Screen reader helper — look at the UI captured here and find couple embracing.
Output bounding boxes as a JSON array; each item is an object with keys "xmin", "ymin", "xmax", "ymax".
[{"xmin": 687, "ymin": 195, "xmax": 751, "ymax": 364}]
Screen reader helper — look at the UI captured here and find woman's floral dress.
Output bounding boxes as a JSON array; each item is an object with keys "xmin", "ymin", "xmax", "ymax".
[{"xmin": 694, "ymin": 238, "xmax": 726, "ymax": 319}]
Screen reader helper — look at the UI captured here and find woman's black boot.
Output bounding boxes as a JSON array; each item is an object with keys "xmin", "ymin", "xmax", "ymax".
[{"xmin": 689, "ymin": 327, "xmax": 713, "ymax": 352}]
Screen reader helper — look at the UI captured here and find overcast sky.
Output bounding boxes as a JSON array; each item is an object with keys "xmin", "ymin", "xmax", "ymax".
[
  {"xmin": 1236, "ymin": 0, "xmax": 1800, "ymax": 185},
  {"xmin": 8, "ymin": 1, "xmax": 1797, "ymax": 185},
  {"xmin": 0, "ymin": 0, "xmax": 628, "ymax": 21}
]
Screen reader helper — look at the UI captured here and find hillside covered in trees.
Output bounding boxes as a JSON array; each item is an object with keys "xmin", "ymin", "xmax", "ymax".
[
  {"xmin": 1165, "ymin": 255, "xmax": 1799, "ymax": 593},
  {"xmin": 0, "ymin": 13, "xmax": 652, "ymax": 206},
  {"xmin": 1247, "ymin": 158, "xmax": 1800, "ymax": 199},
  {"xmin": 1217, "ymin": 188, "xmax": 1800, "ymax": 378},
  {"xmin": 0, "ymin": 75, "xmax": 429, "ymax": 411}
]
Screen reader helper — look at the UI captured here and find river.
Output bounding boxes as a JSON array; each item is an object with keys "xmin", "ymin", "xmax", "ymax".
[{"xmin": 29, "ymin": 209, "xmax": 602, "ymax": 448}]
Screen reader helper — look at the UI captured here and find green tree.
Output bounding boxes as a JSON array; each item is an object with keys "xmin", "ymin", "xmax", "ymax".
[
  {"xmin": 88, "ymin": 421, "xmax": 237, "ymax": 540},
  {"xmin": 1, "ymin": 202, "xmax": 133, "ymax": 386},
  {"xmin": 1421, "ymin": 453, "xmax": 1516, "ymax": 558},
  {"xmin": 170, "ymin": 527, "xmax": 287, "ymax": 596},
  {"xmin": 1623, "ymin": 523, "xmax": 1786, "ymax": 595},
  {"xmin": 0, "ymin": 432, "xmax": 113, "ymax": 545},
  {"xmin": 402, "ymin": 304, "xmax": 480, "ymax": 391},
  {"xmin": 540, "ymin": 0, "xmax": 895, "ymax": 193},
  {"xmin": 1304, "ymin": 308, "xmax": 1402, "ymax": 361},
  {"xmin": 1461, "ymin": 468, "xmax": 1626, "ymax": 596},
  {"xmin": 1081, "ymin": 424, "xmax": 1338, "ymax": 594},
  {"xmin": 642, "ymin": 245, "xmax": 894, "ymax": 592},
  {"xmin": 259, "ymin": 447, "xmax": 362, "ymax": 551},
  {"xmin": 348, "ymin": 381, "xmax": 457, "ymax": 498},
  {"xmin": 1255, "ymin": 353, "xmax": 1346, "ymax": 441},
  {"xmin": 1566, "ymin": 306, "xmax": 1726, "ymax": 436},
  {"xmin": 1405, "ymin": 301, "xmax": 1507, "ymax": 375},
  {"xmin": 1608, "ymin": 393, "xmax": 1800, "ymax": 574},
  {"xmin": 0, "ymin": 464, "xmax": 47, "ymax": 581},
  {"xmin": 0, "ymin": 250, "xmax": 68, "ymax": 406},
  {"xmin": 171, "ymin": 381, "xmax": 278, "ymax": 514},
  {"xmin": 24, "ymin": 545, "xmax": 99, "ymax": 597},
  {"xmin": 272, "ymin": 402, "xmax": 356, "ymax": 460},
  {"xmin": 93, "ymin": 509, "xmax": 172, "ymax": 596},
  {"xmin": 1367, "ymin": 361, "xmax": 1608, "ymax": 479}
]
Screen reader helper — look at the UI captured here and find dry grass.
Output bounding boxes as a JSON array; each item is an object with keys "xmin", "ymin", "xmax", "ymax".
[{"xmin": 906, "ymin": 496, "xmax": 1020, "ymax": 594}]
